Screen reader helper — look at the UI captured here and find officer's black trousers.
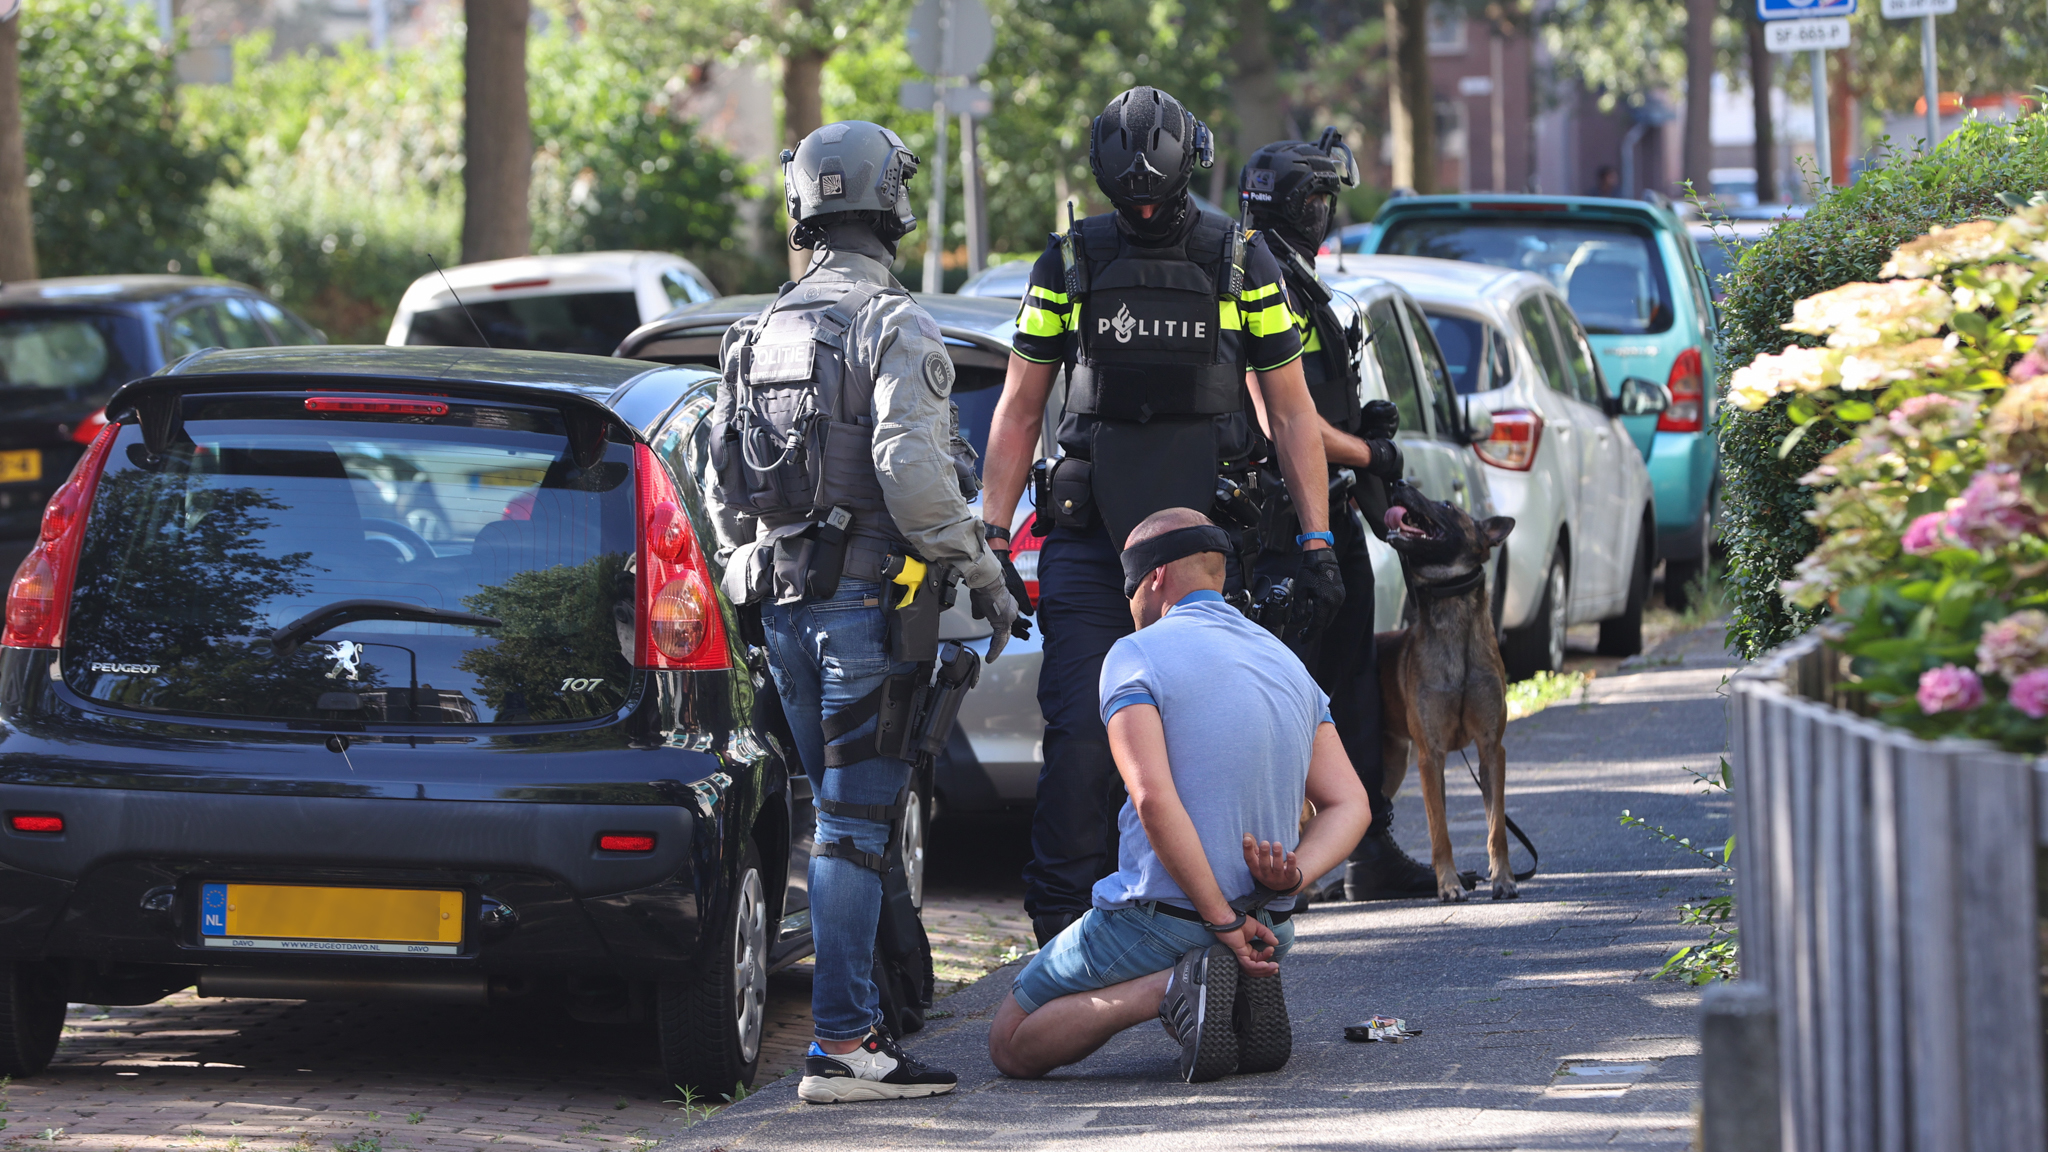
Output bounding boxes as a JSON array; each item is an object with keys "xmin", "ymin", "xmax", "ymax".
[{"xmin": 1255, "ymin": 501, "xmax": 1395, "ymax": 836}]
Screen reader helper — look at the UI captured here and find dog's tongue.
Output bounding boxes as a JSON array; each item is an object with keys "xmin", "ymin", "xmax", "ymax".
[{"xmin": 1384, "ymin": 506, "xmax": 1408, "ymax": 534}]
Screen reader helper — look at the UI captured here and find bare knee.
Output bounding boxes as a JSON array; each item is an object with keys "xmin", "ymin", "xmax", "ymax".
[{"xmin": 987, "ymin": 994, "xmax": 1048, "ymax": 1080}]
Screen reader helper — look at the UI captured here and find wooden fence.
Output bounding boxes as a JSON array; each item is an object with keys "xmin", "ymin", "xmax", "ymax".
[{"xmin": 1726, "ymin": 633, "xmax": 2045, "ymax": 1152}]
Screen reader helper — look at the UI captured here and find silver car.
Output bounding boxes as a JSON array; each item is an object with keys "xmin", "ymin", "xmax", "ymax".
[{"xmin": 615, "ymin": 274, "xmax": 1499, "ymax": 824}]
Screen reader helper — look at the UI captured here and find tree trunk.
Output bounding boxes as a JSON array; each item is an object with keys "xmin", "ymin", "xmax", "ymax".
[
  {"xmin": 461, "ymin": 0, "xmax": 531, "ymax": 265},
  {"xmin": 1229, "ymin": 0, "xmax": 1285, "ymax": 176},
  {"xmin": 1827, "ymin": 47, "xmax": 1852, "ymax": 187},
  {"xmin": 782, "ymin": 44, "xmax": 826, "ymax": 281},
  {"xmin": 1747, "ymin": 9, "xmax": 1776, "ymax": 204},
  {"xmin": 1386, "ymin": 0, "xmax": 1436, "ymax": 194},
  {"xmin": 0, "ymin": 14, "xmax": 35, "ymax": 282},
  {"xmin": 1681, "ymin": 0, "xmax": 1715, "ymax": 200}
]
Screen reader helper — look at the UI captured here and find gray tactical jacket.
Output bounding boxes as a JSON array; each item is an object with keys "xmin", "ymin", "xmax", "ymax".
[{"xmin": 711, "ymin": 233, "xmax": 1001, "ymax": 595}]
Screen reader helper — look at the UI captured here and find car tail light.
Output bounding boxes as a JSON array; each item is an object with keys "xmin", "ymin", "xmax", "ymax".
[
  {"xmin": 69, "ymin": 408, "xmax": 108, "ymax": 444},
  {"xmin": 1475, "ymin": 409, "xmax": 1543, "ymax": 471},
  {"xmin": 599, "ymin": 833, "xmax": 654, "ymax": 852},
  {"xmin": 4, "ymin": 424, "xmax": 118, "ymax": 649},
  {"xmin": 634, "ymin": 443, "xmax": 728, "ymax": 670},
  {"xmin": 489, "ymin": 278, "xmax": 551, "ymax": 292},
  {"xmin": 305, "ymin": 397, "xmax": 450, "ymax": 417},
  {"xmin": 1657, "ymin": 348, "xmax": 1705, "ymax": 433},
  {"xmin": 1010, "ymin": 513, "xmax": 1044, "ymax": 606},
  {"xmin": 9, "ymin": 814, "xmax": 62, "ymax": 834}
]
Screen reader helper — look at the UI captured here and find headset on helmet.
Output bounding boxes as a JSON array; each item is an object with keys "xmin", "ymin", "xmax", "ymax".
[
  {"xmin": 1089, "ymin": 86, "xmax": 1214, "ymax": 238},
  {"xmin": 1239, "ymin": 127, "xmax": 1360, "ymax": 252},
  {"xmin": 780, "ymin": 120, "xmax": 922, "ymax": 247}
]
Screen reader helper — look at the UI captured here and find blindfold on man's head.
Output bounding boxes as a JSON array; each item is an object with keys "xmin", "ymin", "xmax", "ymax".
[{"xmin": 1120, "ymin": 524, "xmax": 1233, "ymax": 598}]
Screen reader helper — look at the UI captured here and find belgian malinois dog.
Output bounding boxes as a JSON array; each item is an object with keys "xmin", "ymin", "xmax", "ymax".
[{"xmin": 1376, "ymin": 483, "xmax": 1518, "ymax": 902}]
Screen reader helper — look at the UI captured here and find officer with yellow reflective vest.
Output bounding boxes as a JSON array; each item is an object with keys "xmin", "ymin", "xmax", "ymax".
[
  {"xmin": 1239, "ymin": 132, "xmax": 1438, "ymax": 901},
  {"xmin": 978, "ymin": 86, "xmax": 1342, "ymax": 947}
]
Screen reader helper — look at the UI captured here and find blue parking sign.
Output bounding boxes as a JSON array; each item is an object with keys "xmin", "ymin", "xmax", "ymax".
[{"xmin": 1758, "ymin": 0, "xmax": 1856, "ymax": 18}]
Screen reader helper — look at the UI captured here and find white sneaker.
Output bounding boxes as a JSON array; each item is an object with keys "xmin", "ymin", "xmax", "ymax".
[{"xmin": 797, "ymin": 1028, "xmax": 958, "ymax": 1104}]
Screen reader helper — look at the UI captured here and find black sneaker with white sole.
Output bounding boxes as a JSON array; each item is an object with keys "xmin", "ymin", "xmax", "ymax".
[
  {"xmin": 1157, "ymin": 944, "xmax": 1239, "ymax": 1083},
  {"xmin": 1233, "ymin": 970, "xmax": 1292, "ymax": 1073},
  {"xmin": 797, "ymin": 1028, "xmax": 958, "ymax": 1104}
]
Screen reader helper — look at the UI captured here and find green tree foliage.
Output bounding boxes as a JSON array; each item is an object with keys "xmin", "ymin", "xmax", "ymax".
[
  {"xmin": 1716, "ymin": 110, "xmax": 2048, "ymax": 658},
  {"xmin": 1845, "ymin": 4, "xmax": 2048, "ymax": 114},
  {"xmin": 17, "ymin": 0, "xmax": 225, "ymax": 277},
  {"xmin": 458, "ymin": 553, "xmax": 634, "ymax": 723}
]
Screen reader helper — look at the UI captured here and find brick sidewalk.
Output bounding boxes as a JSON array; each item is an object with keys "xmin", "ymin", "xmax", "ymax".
[{"xmin": 0, "ymin": 892, "xmax": 1032, "ymax": 1152}]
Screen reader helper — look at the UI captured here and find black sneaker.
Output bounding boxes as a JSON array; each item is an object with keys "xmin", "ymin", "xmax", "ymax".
[
  {"xmin": 1157, "ymin": 944, "xmax": 1239, "ymax": 1083},
  {"xmin": 797, "ymin": 1028, "xmax": 958, "ymax": 1104},
  {"xmin": 1233, "ymin": 970, "xmax": 1292, "ymax": 1074},
  {"xmin": 1343, "ymin": 827, "xmax": 1439, "ymax": 900}
]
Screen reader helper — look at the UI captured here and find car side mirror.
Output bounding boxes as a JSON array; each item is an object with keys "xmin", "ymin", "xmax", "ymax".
[
  {"xmin": 1461, "ymin": 398, "xmax": 1494, "ymax": 445},
  {"xmin": 1613, "ymin": 376, "xmax": 1672, "ymax": 418}
]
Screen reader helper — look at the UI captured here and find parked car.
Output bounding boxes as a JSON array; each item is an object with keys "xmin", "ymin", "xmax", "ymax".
[
  {"xmin": 1354, "ymin": 194, "xmax": 1721, "ymax": 606},
  {"xmin": 386, "ymin": 252, "xmax": 719, "ymax": 355},
  {"xmin": 1331, "ymin": 254, "xmax": 1668, "ymax": 675},
  {"xmin": 0, "ymin": 346, "xmax": 813, "ymax": 1095},
  {"xmin": 1688, "ymin": 217, "xmax": 1781, "ymax": 303},
  {"xmin": 956, "ymin": 258, "xmax": 1035, "ymax": 299},
  {"xmin": 0, "ymin": 276, "xmax": 324, "ymax": 542}
]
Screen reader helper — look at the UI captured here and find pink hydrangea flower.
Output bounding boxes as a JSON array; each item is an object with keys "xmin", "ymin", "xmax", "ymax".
[
  {"xmin": 2008, "ymin": 668, "xmax": 2048, "ymax": 719},
  {"xmin": 1918, "ymin": 665, "xmax": 1984, "ymax": 714},
  {"xmin": 2011, "ymin": 347, "xmax": 2048, "ymax": 383},
  {"xmin": 1943, "ymin": 468, "xmax": 2043, "ymax": 550},
  {"xmin": 1901, "ymin": 511, "xmax": 1949, "ymax": 554}
]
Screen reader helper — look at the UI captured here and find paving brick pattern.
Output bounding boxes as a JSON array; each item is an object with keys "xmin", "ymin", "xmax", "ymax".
[{"xmin": 0, "ymin": 890, "xmax": 1032, "ymax": 1152}]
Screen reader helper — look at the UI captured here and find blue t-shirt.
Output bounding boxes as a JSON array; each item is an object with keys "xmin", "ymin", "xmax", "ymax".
[{"xmin": 1093, "ymin": 590, "xmax": 1331, "ymax": 914}]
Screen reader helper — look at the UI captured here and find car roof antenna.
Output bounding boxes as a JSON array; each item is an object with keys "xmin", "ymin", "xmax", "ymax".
[{"xmin": 428, "ymin": 254, "xmax": 490, "ymax": 349}]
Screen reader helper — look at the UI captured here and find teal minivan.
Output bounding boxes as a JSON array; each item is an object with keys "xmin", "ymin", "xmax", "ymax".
[{"xmin": 1351, "ymin": 195, "xmax": 1718, "ymax": 604}]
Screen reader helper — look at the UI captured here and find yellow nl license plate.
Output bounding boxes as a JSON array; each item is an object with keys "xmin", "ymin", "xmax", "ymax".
[
  {"xmin": 199, "ymin": 883, "xmax": 463, "ymax": 955},
  {"xmin": 0, "ymin": 450, "xmax": 40, "ymax": 483}
]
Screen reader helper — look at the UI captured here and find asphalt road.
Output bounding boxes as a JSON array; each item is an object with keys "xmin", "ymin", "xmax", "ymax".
[{"xmin": 663, "ymin": 624, "xmax": 1741, "ymax": 1152}]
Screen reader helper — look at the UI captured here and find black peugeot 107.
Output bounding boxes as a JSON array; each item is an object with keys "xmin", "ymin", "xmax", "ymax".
[{"xmin": 0, "ymin": 346, "xmax": 817, "ymax": 1092}]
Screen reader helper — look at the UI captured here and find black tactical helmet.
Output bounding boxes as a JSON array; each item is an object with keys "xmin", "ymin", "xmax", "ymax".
[
  {"xmin": 1240, "ymin": 128, "xmax": 1361, "ymax": 256},
  {"xmin": 781, "ymin": 120, "xmax": 921, "ymax": 247},
  {"xmin": 1089, "ymin": 86, "xmax": 1213, "ymax": 238}
]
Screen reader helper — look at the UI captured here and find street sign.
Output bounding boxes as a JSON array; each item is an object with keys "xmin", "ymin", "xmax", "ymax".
[
  {"xmin": 1757, "ymin": 0, "xmax": 1854, "ymax": 19},
  {"xmin": 906, "ymin": 0, "xmax": 994, "ymax": 78},
  {"xmin": 1765, "ymin": 16, "xmax": 1851, "ymax": 51},
  {"xmin": 899, "ymin": 80, "xmax": 994, "ymax": 118},
  {"xmin": 1881, "ymin": 0, "xmax": 1953, "ymax": 15}
]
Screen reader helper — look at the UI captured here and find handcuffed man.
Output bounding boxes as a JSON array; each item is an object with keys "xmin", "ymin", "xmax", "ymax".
[{"xmin": 986, "ymin": 508, "xmax": 1372, "ymax": 1084}]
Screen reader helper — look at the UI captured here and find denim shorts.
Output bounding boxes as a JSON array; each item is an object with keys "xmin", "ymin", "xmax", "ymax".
[{"xmin": 1009, "ymin": 904, "xmax": 1296, "ymax": 1014}]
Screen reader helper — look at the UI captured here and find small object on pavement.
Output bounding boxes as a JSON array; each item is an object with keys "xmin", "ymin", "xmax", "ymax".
[{"xmin": 1345, "ymin": 1016, "xmax": 1422, "ymax": 1043}]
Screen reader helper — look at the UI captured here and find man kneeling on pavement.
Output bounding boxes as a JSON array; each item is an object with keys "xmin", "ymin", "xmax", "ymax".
[{"xmin": 988, "ymin": 508, "xmax": 1372, "ymax": 1083}]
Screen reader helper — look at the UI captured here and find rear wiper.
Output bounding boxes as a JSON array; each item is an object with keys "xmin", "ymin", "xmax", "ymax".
[{"xmin": 272, "ymin": 599, "xmax": 502, "ymax": 658}]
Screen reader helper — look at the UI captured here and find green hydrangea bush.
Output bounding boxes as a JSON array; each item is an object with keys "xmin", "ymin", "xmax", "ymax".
[
  {"xmin": 1716, "ymin": 110, "xmax": 2048, "ymax": 658},
  {"xmin": 1733, "ymin": 201, "xmax": 2048, "ymax": 750}
]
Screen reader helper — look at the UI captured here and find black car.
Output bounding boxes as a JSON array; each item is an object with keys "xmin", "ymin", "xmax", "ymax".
[
  {"xmin": 0, "ymin": 346, "xmax": 815, "ymax": 1093},
  {"xmin": 0, "ymin": 276, "xmax": 324, "ymax": 541}
]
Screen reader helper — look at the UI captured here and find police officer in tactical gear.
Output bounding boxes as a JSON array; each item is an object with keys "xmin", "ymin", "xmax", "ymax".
[
  {"xmin": 1240, "ymin": 131, "xmax": 1438, "ymax": 900},
  {"xmin": 708, "ymin": 120, "xmax": 1022, "ymax": 1104},
  {"xmin": 979, "ymin": 86, "xmax": 1341, "ymax": 947}
]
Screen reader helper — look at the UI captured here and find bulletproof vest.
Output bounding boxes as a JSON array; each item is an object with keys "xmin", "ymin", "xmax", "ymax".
[
  {"xmin": 1065, "ymin": 212, "xmax": 1246, "ymax": 421},
  {"xmin": 709, "ymin": 278, "xmax": 907, "ymax": 549}
]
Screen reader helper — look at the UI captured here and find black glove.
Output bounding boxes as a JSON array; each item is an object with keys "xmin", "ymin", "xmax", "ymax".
[
  {"xmin": 1360, "ymin": 398, "xmax": 1400, "ymax": 440},
  {"xmin": 1363, "ymin": 437, "xmax": 1404, "ymax": 482},
  {"xmin": 996, "ymin": 545, "xmax": 1035, "ymax": 615},
  {"xmin": 971, "ymin": 582, "xmax": 1027, "ymax": 662},
  {"xmin": 1294, "ymin": 547, "xmax": 1345, "ymax": 635}
]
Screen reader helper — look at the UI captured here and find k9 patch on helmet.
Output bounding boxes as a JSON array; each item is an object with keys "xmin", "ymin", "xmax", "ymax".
[{"xmin": 923, "ymin": 352, "xmax": 954, "ymax": 396}]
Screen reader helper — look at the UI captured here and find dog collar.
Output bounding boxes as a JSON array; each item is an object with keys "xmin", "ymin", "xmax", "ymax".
[{"xmin": 1407, "ymin": 565, "xmax": 1487, "ymax": 600}]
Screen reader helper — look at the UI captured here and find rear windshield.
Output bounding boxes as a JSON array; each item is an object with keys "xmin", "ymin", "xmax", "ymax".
[
  {"xmin": 0, "ymin": 311, "xmax": 138, "ymax": 391},
  {"xmin": 1378, "ymin": 217, "xmax": 1674, "ymax": 335},
  {"xmin": 66, "ymin": 395, "xmax": 637, "ymax": 726},
  {"xmin": 406, "ymin": 292, "xmax": 641, "ymax": 356}
]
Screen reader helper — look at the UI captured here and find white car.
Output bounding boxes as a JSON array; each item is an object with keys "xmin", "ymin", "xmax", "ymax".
[
  {"xmin": 386, "ymin": 251, "xmax": 719, "ymax": 355},
  {"xmin": 1327, "ymin": 254, "xmax": 1668, "ymax": 676}
]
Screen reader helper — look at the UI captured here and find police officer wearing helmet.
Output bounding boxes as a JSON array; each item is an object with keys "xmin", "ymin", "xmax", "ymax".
[
  {"xmin": 1239, "ymin": 130, "xmax": 1438, "ymax": 900},
  {"xmin": 707, "ymin": 120, "xmax": 1023, "ymax": 1104},
  {"xmin": 978, "ymin": 86, "xmax": 1343, "ymax": 947}
]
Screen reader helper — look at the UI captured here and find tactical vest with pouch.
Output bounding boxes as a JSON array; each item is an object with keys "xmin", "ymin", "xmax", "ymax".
[
  {"xmin": 1275, "ymin": 247, "xmax": 1365, "ymax": 435},
  {"xmin": 1057, "ymin": 212, "xmax": 1256, "ymax": 546},
  {"xmin": 710, "ymin": 279, "xmax": 912, "ymax": 596}
]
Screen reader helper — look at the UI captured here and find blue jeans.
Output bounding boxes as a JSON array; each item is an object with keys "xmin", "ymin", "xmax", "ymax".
[
  {"xmin": 762, "ymin": 579, "xmax": 917, "ymax": 1041},
  {"xmin": 1010, "ymin": 904, "xmax": 1296, "ymax": 1014}
]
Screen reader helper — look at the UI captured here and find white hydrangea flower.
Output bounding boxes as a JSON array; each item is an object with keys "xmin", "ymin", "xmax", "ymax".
[
  {"xmin": 1784, "ymin": 281, "xmax": 1955, "ymax": 349},
  {"xmin": 1881, "ymin": 221, "xmax": 2009, "ymax": 278},
  {"xmin": 1728, "ymin": 345, "xmax": 1839, "ymax": 410},
  {"xmin": 1838, "ymin": 338, "xmax": 1961, "ymax": 391}
]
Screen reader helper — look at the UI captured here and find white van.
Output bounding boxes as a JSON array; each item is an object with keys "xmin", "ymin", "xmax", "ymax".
[{"xmin": 386, "ymin": 251, "xmax": 718, "ymax": 356}]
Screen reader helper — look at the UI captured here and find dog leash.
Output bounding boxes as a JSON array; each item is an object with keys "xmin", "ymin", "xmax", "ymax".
[{"xmin": 1456, "ymin": 748, "xmax": 1539, "ymax": 884}]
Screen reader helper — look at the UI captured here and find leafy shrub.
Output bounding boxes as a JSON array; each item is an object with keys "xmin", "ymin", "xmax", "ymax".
[
  {"xmin": 18, "ymin": 0, "xmax": 225, "ymax": 277},
  {"xmin": 1716, "ymin": 110, "xmax": 2048, "ymax": 658}
]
